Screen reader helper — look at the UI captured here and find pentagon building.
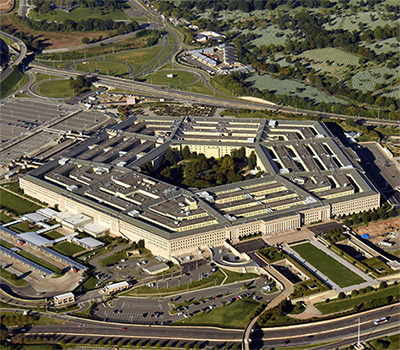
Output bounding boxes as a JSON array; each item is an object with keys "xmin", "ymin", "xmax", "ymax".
[{"xmin": 20, "ymin": 116, "xmax": 380, "ymax": 258}]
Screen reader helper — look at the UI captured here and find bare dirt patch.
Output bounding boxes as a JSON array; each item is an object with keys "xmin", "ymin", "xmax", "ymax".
[
  {"xmin": 354, "ymin": 218, "xmax": 400, "ymax": 239},
  {"xmin": 1, "ymin": 14, "xmax": 113, "ymax": 49},
  {"xmin": 0, "ymin": 0, "xmax": 14, "ymax": 12}
]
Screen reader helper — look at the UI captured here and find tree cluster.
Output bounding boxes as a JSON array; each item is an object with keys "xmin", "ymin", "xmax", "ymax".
[
  {"xmin": 69, "ymin": 75, "xmax": 92, "ymax": 94},
  {"xmin": 14, "ymin": 14, "xmax": 138, "ymax": 34},
  {"xmin": 157, "ymin": 146, "xmax": 256, "ymax": 189},
  {"xmin": 1, "ymin": 313, "xmax": 38, "ymax": 327}
]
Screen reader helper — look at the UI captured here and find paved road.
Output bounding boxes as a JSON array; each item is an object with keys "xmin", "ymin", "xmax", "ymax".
[
  {"xmin": 27, "ymin": 64, "xmax": 400, "ymax": 128},
  {"xmin": 6, "ymin": 302, "xmax": 399, "ymax": 349},
  {"xmin": 0, "ymin": 31, "xmax": 27, "ymax": 83}
]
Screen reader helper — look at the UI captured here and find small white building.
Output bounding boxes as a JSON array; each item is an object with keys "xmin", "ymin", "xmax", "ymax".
[
  {"xmin": 54, "ymin": 292, "xmax": 75, "ymax": 306},
  {"xmin": 101, "ymin": 281, "xmax": 129, "ymax": 295}
]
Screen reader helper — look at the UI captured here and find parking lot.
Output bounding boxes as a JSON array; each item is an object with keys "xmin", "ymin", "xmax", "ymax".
[
  {"xmin": 48, "ymin": 110, "xmax": 110, "ymax": 133},
  {"xmin": 0, "ymin": 99, "xmax": 75, "ymax": 143},
  {"xmin": 93, "ymin": 277, "xmax": 275, "ymax": 325}
]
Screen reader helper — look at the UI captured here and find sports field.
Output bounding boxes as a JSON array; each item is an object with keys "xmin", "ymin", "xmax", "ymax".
[
  {"xmin": 291, "ymin": 243, "xmax": 365, "ymax": 288},
  {"xmin": 36, "ymin": 79, "xmax": 75, "ymax": 98}
]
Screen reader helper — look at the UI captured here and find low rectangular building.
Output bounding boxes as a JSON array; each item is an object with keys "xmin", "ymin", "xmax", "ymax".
[
  {"xmin": 54, "ymin": 292, "xmax": 75, "ymax": 306},
  {"xmin": 102, "ymin": 281, "xmax": 130, "ymax": 295}
]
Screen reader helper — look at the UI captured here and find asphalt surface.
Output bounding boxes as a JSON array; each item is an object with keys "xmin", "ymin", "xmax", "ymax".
[{"xmin": 0, "ymin": 31, "xmax": 27, "ymax": 83}]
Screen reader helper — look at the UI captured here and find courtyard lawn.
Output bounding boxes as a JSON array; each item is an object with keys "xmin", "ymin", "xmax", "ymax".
[
  {"xmin": 42, "ymin": 230, "xmax": 64, "ymax": 240},
  {"xmin": 0, "ymin": 212, "xmax": 13, "ymax": 225},
  {"xmin": 0, "ymin": 189, "xmax": 41, "ymax": 216},
  {"xmin": 291, "ymin": 243, "xmax": 365, "ymax": 288},
  {"xmin": 368, "ymin": 334, "xmax": 400, "ymax": 350},
  {"xmin": 8, "ymin": 222, "xmax": 34, "ymax": 233},
  {"xmin": 174, "ymin": 299, "xmax": 260, "ymax": 329},
  {"xmin": 52, "ymin": 241, "xmax": 86, "ymax": 257},
  {"xmin": 36, "ymin": 79, "xmax": 76, "ymax": 98}
]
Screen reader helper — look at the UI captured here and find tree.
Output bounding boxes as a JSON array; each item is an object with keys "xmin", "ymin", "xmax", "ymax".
[
  {"xmin": 182, "ymin": 145, "xmax": 191, "ymax": 159},
  {"xmin": 81, "ymin": 36, "xmax": 90, "ymax": 44},
  {"xmin": 184, "ymin": 344, "xmax": 190, "ymax": 349},
  {"xmin": 338, "ymin": 292, "xmax": 346, "ymax": 299},
  {"xmin": 379, "ymin": 209, "xmax": 387, "ymax": 220},
  {"xmin": 164, "ymin": 148, "xmax": 177, "ymax": 166},
  {"xmin": 156, "ymin": 342, "xmax": 162, "ymax": 349},
  {"xmin": 108, "ymin": 340, "xmax": 112, "ymax": 346},
  {"xmin": 370, "ymin": 211, "xmax": 378, "ymax": 221},
  {"xmin": 361, "ymin": 212, "xmax": 369, "ymax": 225},
  {"xmin": 248, "ymin": 151, "xmax": 257, "ymax": 170},
  {"xmin": 138, "ymin": 239, "xmax": 145, "ymax": 249},
  {"xmin": 118, "ymin": 341, "xmax": 123, "ymax": 347},
  {"xmin": 388, "ymin": 209, "xmax": 395, "ymax": 218},
  {"xmin": 352, "ymin": 215, "xmax": 360, "ymax": 225},
  {"xmin": 98, "ymin": 340, "xmax": 104, "ymax": 346},
  {"xmin": 60, "ymin": 339, "xmax": 66, "ymax": 345}
]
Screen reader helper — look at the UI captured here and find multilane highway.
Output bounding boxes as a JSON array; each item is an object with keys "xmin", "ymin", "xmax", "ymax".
[{"xmin": 7, "ymin": 303, "xmax": 399, "ymax": 348}]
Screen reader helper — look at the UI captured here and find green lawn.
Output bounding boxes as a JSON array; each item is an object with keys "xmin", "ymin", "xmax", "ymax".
[
  {"xmin": 291, "ymin": 243, "xmax": 365, "ymax": 288},
  {"xmin": 34, "ymin": 73, "xmax": 60, "ymax": 82},
  {"xmin": 29, "ymin": 7, "xmax": 129, "ymax": 21},
  {"xmin": 0, "ymin": 239, "xmax": 14, "ymax": 249},
  {"xmin": 0, "ymin": 187, "xmax": 41, "ymax": 215},
  {"xmin": 0, "ymin": 34, "xmax": 16, "ymax": 46},
  {"xmin": 368, "ymin": 334, "xmax": 400, "ymax": 350},
  {"xmin": 223, "ymin": 270, "xmax": 259, "ymax": 284},
  {"xmin": 36, "ymin": 79, "xmax": 75, "ymax": 98},
  {"xmin": 52, "ymin": 241, "xmax": 85, "ymax": 257},
  {"xmin": 74, "ymin": 61, "xmax": 130, "ymax": 77},
  {"xmin": 42, "ymin": 230, "xmax": 64, "ymax": 240},
  {"xmin": 315, "ymin": 285, "xmax": 399, "ymax": 314},
  {"xmin": 127, "ymin": 269, "xmax": 226, "ymax": 296},
  {"xmin": 174, "ymin": 298, "xmax": 260, "ymax": 329},
  {"xmin": 363, "ymin": 257, "xmax": 396, "ymax": 275},
  {"xmin": 79, "ymin": 276, "xmax": 98, "ymax": 292},
  {"xmin": 99, "ymin": 250, "xmax": 127, "ymax": 267},
  {"xmin": 142, "ymin": 70, "xmax": 197, "ymax": 87},
  {"xmin": 18, "ymin": 250, "xmax": 59, "ymax": 273},
  {"xmin": 106, "ymin": 45, "xmax": 163, "ymax": 72},
  {"xmin": 0, "ymin": 267, "xmax": 28, "ymax": 287},
  {"xmin": 8, "ymin": 221, "xmax": 34, "ymax": 233},
  {"xmin": 0, "ymin": 68, "xmax": 29, "ymax": 99},
  {"xmin": 0, "ymin": 212, "xmax": 13, "ymax": 225}
]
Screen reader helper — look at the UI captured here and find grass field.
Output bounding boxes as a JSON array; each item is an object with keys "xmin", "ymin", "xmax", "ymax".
[
  {"xmin": 223, "ymin": 270, "xmax": 259, "ymax": 284},
  {"xmin": 0, "ymin": 212, "xmax": 13, "ymax": 225},
  {"xmin": 291, "ymin": 243, "xmax": 365, "ymax": 288},
  {"xmin": 8, "ymin": 221, "xmax": 33, "ymax": 233},
  {"xmin": 99, "ymin": 250, "xmax": 127, "ymax": 267},
  {"xmin": 297, "ymin": 48, "xmax": 360, "ymax": 67},
  {"xmin": 106, "ymin": 45, "xmax": 163, "ymax": 73},
  {"xmin": 142, "ymin": 70, "xmax": 197, "ymax": 87},
  {"xmin": 0, "ymin": 34, "xmax": 15, "ymax": 46},
  {"xmin": 36, "ymin": 79, "xmax": 75, "ymax": 98},
  {"xmin": 52, "ymin": 241, "xmax": 85, "ymax": 257},
  {"xmin": 18, "ymin": 250, "xmax": 59, "ymax": 273},
  {"xmin": 315, "ymin": 285, "xmax": 399, "ymax": 314},
  {"xmin": 128, "ymin": 269, "xmax": 226, "ymax": 296},
  {"xmin": 29, "ymin": 6, "xmax": 129, "ymax": 21},
  {"xmin": 0, "ymin": 68, "xmax": 29, "ymax": 99},
  {"xmin": 0, "ymin": 267, "xmax": 28, "ymax": 287},
  {"xmin": 174, "ymin": 298, "xmax": 260, "ymax": 328},
  {"xmin": 368, "ymin": 334, "xmax": 400, "ymax": 350},
  {"xmin": 33, "ymin": 73, "xmax": 60, "ymax": 82},
  {"xmin": 42, "ymin": 230, "xmax": 64, "ymax": 240},
  {"xmin": 74, "ymin": 60, "xmax": 130, "ymax": 77},
  {"xmin": 0, "ymin": 188, "xmax": 42, "ymax": 215}
]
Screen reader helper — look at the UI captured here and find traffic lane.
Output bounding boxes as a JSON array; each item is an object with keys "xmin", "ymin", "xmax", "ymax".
[
  {"xmin": 252, "ymin": 323, "xmax": 400, "ymax": 350},
  {"xmin": 252, "ymin": 304, "xmax": 400, "ymax": 339},
  {"xmin": 13, "ymin": 322, "xmax": 243, "ymax": 341}
]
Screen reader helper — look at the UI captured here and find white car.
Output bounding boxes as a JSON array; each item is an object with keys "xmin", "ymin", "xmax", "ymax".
[{"xmin": 374, "ymin": 317, "xmax": 388, "ymax": 325}]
